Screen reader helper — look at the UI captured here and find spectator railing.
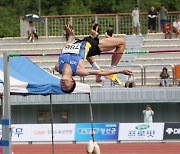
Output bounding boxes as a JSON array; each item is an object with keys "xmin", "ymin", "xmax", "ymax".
[
  {"xmin": 144, "ymin": 64, "xmax": 174, "ymax": 86},
  {"xmin": 53, "ymin": 64, "xmax": 143, "ymax": 86},
  {"xmin": 115, "ymin": 65, "xmax": 144, "ymax": 86},
  {"xmin": 20, "ymin": 12, "xmax": 180, "ymax": 37},
  {"xmin": 14, "ymin": 54, "xmax": 177, "ymax": 87},
  {"xmin": 45, "ymin": 64, "xmax": 176, "ymax": 87}
]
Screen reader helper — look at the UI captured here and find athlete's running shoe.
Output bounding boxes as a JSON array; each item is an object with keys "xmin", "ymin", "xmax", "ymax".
[{"xmin": 106, "ymin": 74, "xmax": 122, "ymax": 85}]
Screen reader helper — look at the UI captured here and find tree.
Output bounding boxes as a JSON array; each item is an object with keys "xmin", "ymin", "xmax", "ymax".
[
  {"xmin": 114, "ymin": 0, "xmax": 137, "ymax": 13},
  {"xmin": 91, "ymin": 0, "xmax": 117, "ymax": 13},
  {"xmin": 60, "ymin": 0, "xmax": 91, "ymax": 15},
  {"xmin": 0, "ymin": 0, "xmax": 179, "ymax": 37},
  {"xmin": 0, "ymin": 7, "xmax": 20, "ymax": 36}
]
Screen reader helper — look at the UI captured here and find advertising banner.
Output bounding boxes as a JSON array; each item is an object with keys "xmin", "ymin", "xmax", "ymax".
[
  {"xmin": 0, "ymin": 124, "xmax": 75, "ymax": 142},
  {"xmin": 164, "ymin": 123, "xmax": 180, "ymax": 139},
  {"xmin": 30, "ymin": 124, "xmax": 51, "ymax": 141},
  {"xmin": 0, "ymin": 124, "xmax": 31, "ymax": 142},
  {"xmin": 11, "ymin": 124, "xmax": 32, "ymax": 141},
  {"xmin": 118, "ymin": 123, "xmax": 164, "ymax": 141},
  {"xmin": 30, "ymin": 124, "xmax": 75, "ymax": 141},
  {"xmin": 75, "ymin": 123, "xmax": 119, "ymax": 141},
  {"xmin": 51, "ymin": 124, "xmax": 75, "ymax": 141}
]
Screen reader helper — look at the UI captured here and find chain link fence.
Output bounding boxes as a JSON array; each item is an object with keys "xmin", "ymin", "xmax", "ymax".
[{"xmin": 20, "ymin": 12, "xmax": 180, "ymax": 37}]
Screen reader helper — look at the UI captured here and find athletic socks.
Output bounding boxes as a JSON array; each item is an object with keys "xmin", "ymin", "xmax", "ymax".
[
  {"xmin": 106, "ymin": 65, "xmax": 122, "ymax": 85},
  {"xmin": 92, "ymin": 62, "xmax": 100, "ymax": 70},
  {"xmin": 109, "ymin": 65, "xmax": 116, "ymax": 70}
]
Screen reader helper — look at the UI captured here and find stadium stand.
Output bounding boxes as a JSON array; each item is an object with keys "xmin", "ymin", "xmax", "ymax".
[
  {"xmin": 0, "ymin": 33, "xmax": 180, "ymax": 87},
  {"xmin": 142, "ymin": 33, "xmax": 180, "ymax": 50}
]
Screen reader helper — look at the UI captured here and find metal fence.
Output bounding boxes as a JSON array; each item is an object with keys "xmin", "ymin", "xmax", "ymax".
[
  {"xmin": 44, "ymin": 64, "xmax": 176, "ymax": 87},
  {"xmin": 20, "ymin": 12, "xmax": 180, "ymax": 37},
  {"xmin": 79, "ymin": 64, "xmax": 175, "ymax": 87}
]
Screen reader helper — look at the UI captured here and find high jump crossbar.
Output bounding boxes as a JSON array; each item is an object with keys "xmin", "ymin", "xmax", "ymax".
[{"xmin": 8, "ymin": 49, "xmax": 180, "ymax": 57}]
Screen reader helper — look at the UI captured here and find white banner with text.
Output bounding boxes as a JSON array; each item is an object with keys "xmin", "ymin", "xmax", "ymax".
[
  {"xmin": 0, "ymin": 124, "xmax": 75, "ymax": 142},
  {"xmin": 118, "ymin": 123, "xmax": 164, "ymax": 141}
]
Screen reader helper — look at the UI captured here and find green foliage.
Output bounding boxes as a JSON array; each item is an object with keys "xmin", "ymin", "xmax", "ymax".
[
  {"xmin": 140, "ymin": 0, "xmax": 161, "ymax": 12},
  {"xmin": 41, "ymin": 0, "xmax": 63, "ymax": 15},
  {"xmin": 115, "ymin": 0, "xmax": 137, "ymax": 13},
  {"xmin": 0, "ymin": 0, "xmax": 179, "ymax": 37},
  {"xmin": 0, "ymin": 7, "xmax": 20, "ymax": 37},
  {"xmin": 91, "ymin": 0, "xmax": 116, "ymax": 13},
  {"xmin": 60, "ymin": 0, "xmax": 91, "ymax": 15}
]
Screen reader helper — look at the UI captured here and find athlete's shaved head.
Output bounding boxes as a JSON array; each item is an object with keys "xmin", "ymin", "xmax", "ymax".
[{"xmin": 61, "ymin": 78, "xmax": 76, "ymax": 93}]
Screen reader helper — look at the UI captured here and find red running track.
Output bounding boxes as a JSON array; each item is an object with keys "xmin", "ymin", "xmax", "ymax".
[{"xmin": 10, "ymin": 143, "xmax": 180, "ymax": 154}]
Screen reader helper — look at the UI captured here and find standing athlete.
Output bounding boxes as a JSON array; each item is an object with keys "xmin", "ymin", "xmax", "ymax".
[{"xmin": 55, "ymin": 26, "xmax": 132, "ymax": 93}]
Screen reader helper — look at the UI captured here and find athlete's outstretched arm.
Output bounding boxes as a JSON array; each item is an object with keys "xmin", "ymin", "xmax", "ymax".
[
  {"xmin": 76, "ymin": 69, "xmax": 132, "ymax": 76},
  {"xmin": 89, "ymin": 69, "xmax": 132, "ymax": 76}
]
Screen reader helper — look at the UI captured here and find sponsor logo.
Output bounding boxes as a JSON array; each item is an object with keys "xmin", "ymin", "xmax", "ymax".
[
  {"xmin": 166, "ymin": 128, "xmax": 180, "ymax": 135},
  {"xmin": 77, "ymin": 128, "xmax": 99, "ymax": 135},
  {"xmin": 166, "ymin": 128, "xmax": 173, "ymax": 134},
  {"xmin": 34, "ymin": 130, "xmax": 45, "ymax": 135},
  {"xmin": 135, "ymin": 124, "xmax": 150, "ymax": 130}
]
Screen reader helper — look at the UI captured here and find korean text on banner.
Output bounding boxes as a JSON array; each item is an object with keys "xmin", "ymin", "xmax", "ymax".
[
  {"xmin": 118, "ymin": 123, "xmax": 164, "ymax": 141},
  {"xmin": 75, "ymin": 123, "xmax": 119, "ymax": 141},
  {"xmin": 0, "ymin": 124, "xmax": 75, "ymax": 142}
]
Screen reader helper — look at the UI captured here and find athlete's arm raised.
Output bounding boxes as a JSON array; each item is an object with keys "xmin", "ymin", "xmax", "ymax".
[
  {"xmin": 66, "ymin": 25, "xmax": 74, "ymax": 44},
  {"xmin": 54, "ymin": 26, "xmax": 74, "ymax": 72}
]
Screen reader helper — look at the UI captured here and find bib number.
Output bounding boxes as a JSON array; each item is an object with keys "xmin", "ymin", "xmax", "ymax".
[{"xmin": 62, "ymin": 43, "xmax": 81, "ymax": 54}]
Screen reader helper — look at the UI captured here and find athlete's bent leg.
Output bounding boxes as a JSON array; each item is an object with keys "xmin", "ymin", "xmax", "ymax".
[
  {"xmin": 87, "ymin": 56, "xmax": 102, "ymax": 83},
  {"xmin": 98, "ymin": 37, "xmax": 125, "ymax": 66}
]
